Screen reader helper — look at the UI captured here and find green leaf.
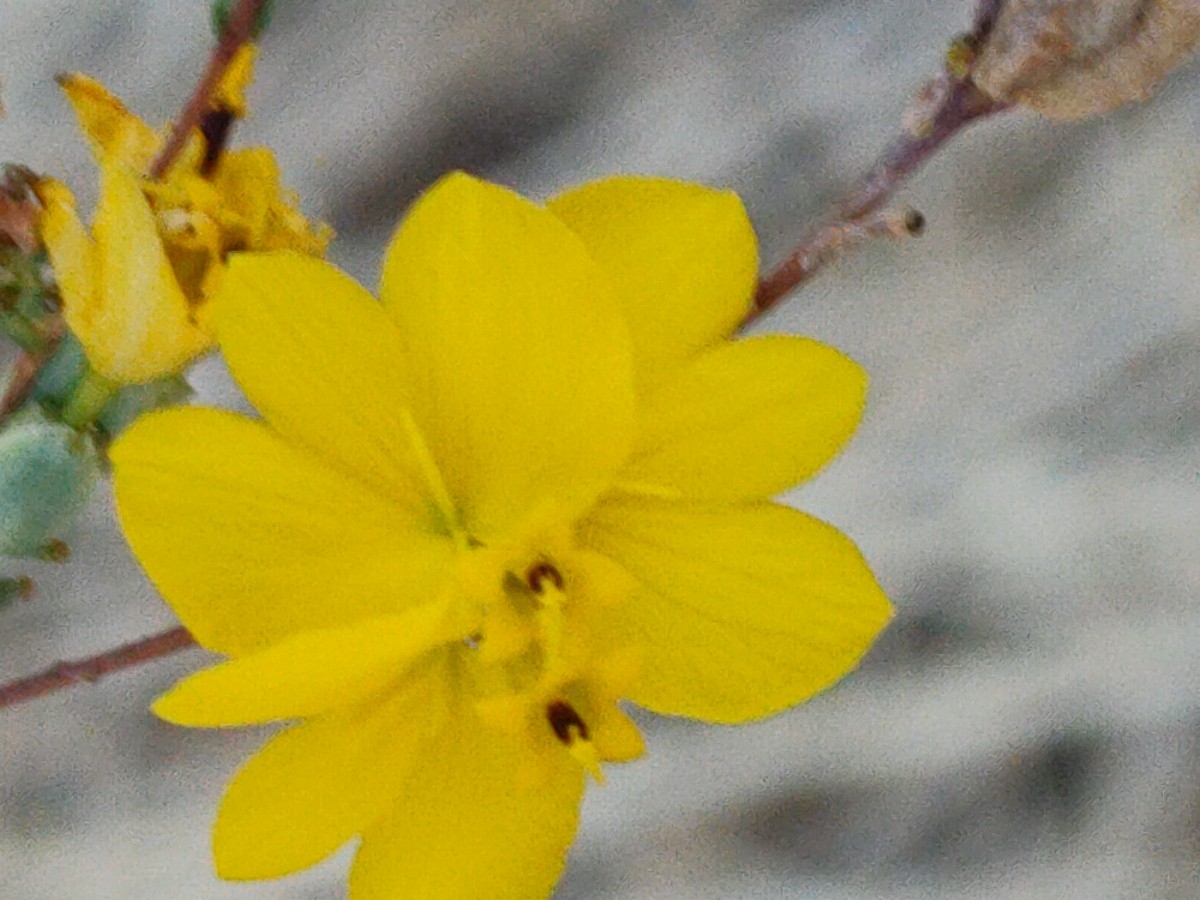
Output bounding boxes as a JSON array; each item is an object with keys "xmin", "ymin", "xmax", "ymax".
[{"xmin": 211, "ymin": 0, "xmax": 275, "ymax": 40}]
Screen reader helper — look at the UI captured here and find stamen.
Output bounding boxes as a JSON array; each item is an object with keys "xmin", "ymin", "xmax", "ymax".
[
  {"xmin": 546, "ymin": 699, "xmax": 589, "ymax": 745},
  {"xmin": 198, "ymin": 108, "xmax": 235, "ymax": 176},
  {"xmin": 525, "ymin": 561, "xmax": 564, "ymax": 595},
  {"xmin": 397, "ymin": 408, "xmax": 469, "ymax": 547},
  {"xmin": 569, "ymin": 738, "xmax": 605, "ymax": 783}
]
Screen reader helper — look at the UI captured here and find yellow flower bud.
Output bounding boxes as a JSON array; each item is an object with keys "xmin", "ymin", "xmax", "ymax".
[{"xmin": 38, "ymin": 54, "xmax": 330, "ymax": 384}]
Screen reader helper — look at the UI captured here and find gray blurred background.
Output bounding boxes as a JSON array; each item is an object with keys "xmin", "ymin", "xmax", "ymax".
[{"xmin": 1, "ymin": 1, "xmax": 1198, "ymax": 897}]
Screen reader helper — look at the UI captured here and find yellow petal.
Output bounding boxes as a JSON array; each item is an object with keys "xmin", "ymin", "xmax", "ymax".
[
  {"xmin": 214, "ymin": 660, "xmax": 452, "ymax": 880},
  {"xmin": 213, "ymin": 44, "xmax": 256, "ymax": 118},
  {"xmin": 548, "ymin": 176, "xmax": 757, "ymax": 388},
  {"xmin": 210, "ymin": 149, "xmax": 331, "ymax": 256},
  {"xmin": 89, "ymin": 160, "xmax": 210, "ymax": 382},
  {"xmin": 619, "ymin": 336, "xmax": 867, "ymax": 502},
  {"xmin": 211, "ymin": 150, "xmax": 331, "ymax": 256},
  {"xmin": 213, "ymin": 252, "xmax": 448, "ymax": 525},
  {"xmin": 378, "ymin": 172, "xmax": 635, "ymax": 541},
  {"xmin": 580, "ymin": 496, "xmax": 892, "ymax": 723},
  {"xmin": 110, "ymin": 408, "xmax": 456, "ymax": 656},
  {"xmin": 589, "ymin": 701, "xmax": 645, "ymax": 763},
  {"xmin": 259, "ymin": 195, "xmax": 332, "ymax": 256},
  {"xmin": 35, "ymin": 178, "xmax": 96, "ymax": 318},
  {"xmin": 209, "ymin": 148, "xmax": 278, "ymax": 244},
  {"xmin": 349, "ymin": 708, "xmax": 584, "ymax": 900},
  {"xmin": 152, "ymin": 605, "xmax": 456, "ymax": 727},
  {"xmin": 57, "ymin": 73, "xmax": 160, "ymax": 171}
]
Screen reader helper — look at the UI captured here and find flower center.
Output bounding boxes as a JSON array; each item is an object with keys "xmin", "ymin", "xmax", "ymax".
[{"xmin": 460, "ymin": 544, "xmax": 644, "ymax": 781}]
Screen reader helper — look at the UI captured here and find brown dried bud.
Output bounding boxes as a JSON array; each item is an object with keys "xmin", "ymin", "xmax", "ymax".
[
  {"xmin": 971, "ymin": 0, "xmax": 1200, "ymax": 119},
  {"xmin": 0, "ymin": 167, "xmax": 41, "ymax": 255}
]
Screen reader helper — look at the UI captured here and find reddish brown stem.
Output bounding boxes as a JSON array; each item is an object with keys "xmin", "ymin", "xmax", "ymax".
[
  {"xmin": 0, "ymin": 310, "xmax": 66, "ymax": 425},
  {"xmin": 839, "ymin": 77, "xmax": 1006, "ymax": 224},
  {"xmin": 751, "ymin": 75, "xmax": 1008, "ymax": 321},
  {"xmin": 0, "ymin": 350, "xmax": 45, "ymax": 419},
  {"xmin": 148, "ymin": 0, "xmax": 269, "ymax": 179},
  {"xmin": 0, "ymin": 626, "xmax": 197, "ymax": 711},
  {"xmin": 749, "ymin": 0, "xmax": 1014, "ymax": 324},
  {"xmin": 750, "ymin": 207, "xmax": 926, "ymax": 327},
  {"xmin": 971, "ymin": 0, "xmax": 1006, "ymax": 39}
]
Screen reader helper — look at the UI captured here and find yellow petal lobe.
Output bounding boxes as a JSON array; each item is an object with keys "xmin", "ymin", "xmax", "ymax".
[
  {"xmin": 88, "ymin": 160, "xmax": 210, "ymax": 383},
  {"xmin": 152, "ymin": 606, "xmax": 457, "ymax": 727},
  {"xmin": 213, "ymin": 252, "xmax": 444, "ymax": 522},
  {"xmin": 57, "ymin": 72, "xmax": 160, "ymax": 170},
  {"xmin": 548, "ymin": 176, "xmax": 757, "ymax": 387},
  {"xmin": 210, "ymin": 149, "xmax": 331, "ymax": 255},
  {"xmin": 581, "ymin": 496, "xmax": 892, "ymax": 723},
  {"xmin": 34, "ymin": 178, "xmax": 96, "ymax": 319},
  {"xmin": 620, "ymin": 335, "xmax": 868, "ymax": 502},
  {"xmin": 379, "ymin": 172, "xmax": 635, "ymax": 540},
  {"xmin": 349, "ymin": 708, "xmax": 584, "ymax": 900},
  {"xmin": 213, "ymin": 44, "xmax": 256, "ymax": 118},
  {"xmin": 111, "ymin": 408, "xmax": 456, "ymax": 656},
  {"xmin": 214, "ymin": 660, "xmax": 452, "ymax": 880}
]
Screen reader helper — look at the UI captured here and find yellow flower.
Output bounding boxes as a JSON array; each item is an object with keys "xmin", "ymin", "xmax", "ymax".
[
  {"xmin": 110, "ymin": 173, "xmax": 891, "ymax": 898},
  {"xmin": 36, "ymin": 48, "xmax": 330, "ymax": 384}
]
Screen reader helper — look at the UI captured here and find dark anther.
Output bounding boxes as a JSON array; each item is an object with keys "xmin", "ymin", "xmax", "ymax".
[
  {"xmin": 198, "ymin": 108, "xmax": 235, "ymax": 177},
  {"xmin": 904, "ymin": 209, "xmax": 926, "ymax": 236},
  {"xmin": 546, "ymin": 700, "xmax": 589, "ymax": 745},
  {"xmin": 525, "ymin": 561, "xmax": 564, "ymax": 594}
]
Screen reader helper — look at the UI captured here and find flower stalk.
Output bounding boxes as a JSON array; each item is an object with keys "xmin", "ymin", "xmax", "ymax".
[
  {"xmin": 751, "ymin": 3, "xmax": 1012, "ymax": 320},
  {"xmin": 59, "ymin": 366, "xmax": 117, "ymax": 431},
  {"xmin": 0, "ymin": 626, "xmax": 196, "ymax": 710},
  {"xmin": 149, "ymin": 0, "xmax": 273, "ymax": 179}
]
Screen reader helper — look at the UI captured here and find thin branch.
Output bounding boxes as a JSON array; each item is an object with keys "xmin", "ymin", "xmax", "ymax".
[
  {"xmin": 0, "ymin": 626, "xmax": 197, "ymax": 711},
  {"xmin": 838, "ymin": 76, "xmax": 1007, "ymax": 224},
  {"xmin": 0, "ymin": 349, "xmax": 44, "ymax": 419},
  {"xmin": 0, "ymin": 311, "xmax": 66, "ymax": 424},
  {"xmin": 148, "ymin": 0, "xmax": 269, "ymax": 179},
  {"xmin": 750, "ymin": 207, "xmax": 926, "ymax": 327},
  {"xmin": 0, "ymin": 167, "xmax": 65, "ymax": 424},
  {"xmin": 748, "ymin": 0, "xmax": 1014, "ymax": 323},
  {"xmin": 751, "ymin": 75, "xmax": 1007, "ymax": 321},
  {"xmin": 971, "ymin": 0, "xmax": 1006, "ymax": 40}
]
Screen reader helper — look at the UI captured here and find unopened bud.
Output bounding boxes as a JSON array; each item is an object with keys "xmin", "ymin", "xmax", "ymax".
[
  {"xmin": 0, "ymin": 410, "xmax": 99, "ymax": 558},
  {"xmin": 971, "ymin": 0, "xmax": 1200, "ymax": 119}
]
